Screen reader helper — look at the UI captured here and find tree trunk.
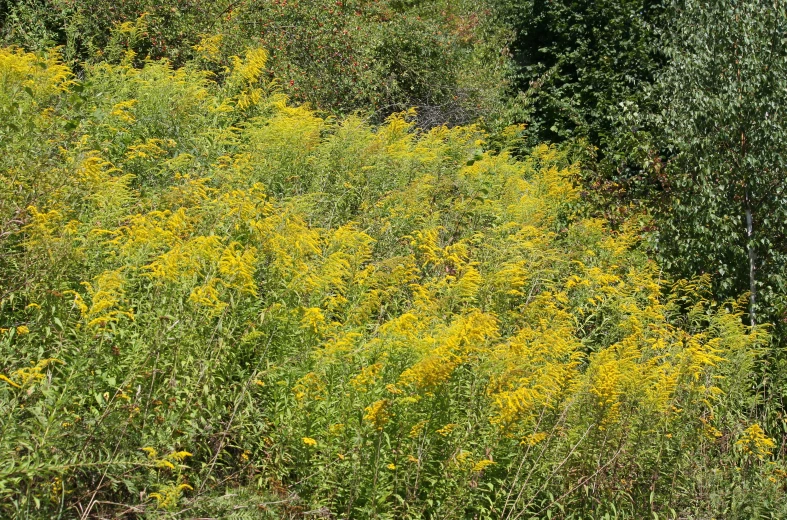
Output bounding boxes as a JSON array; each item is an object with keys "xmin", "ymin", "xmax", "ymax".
[{"xmin": 745, "ymin": 186, "xmax": 756, "ymax": 327}]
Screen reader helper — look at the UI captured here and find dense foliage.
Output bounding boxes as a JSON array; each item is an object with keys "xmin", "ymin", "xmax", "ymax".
[
  {"xmin": 3, "ymin": 0, "xmax": 787, "ymax": 517},
  {"xmin": 1, "ymin": 46, "xmax": 785, "ymax": 519},
  {"xmin": 499, "ymin": 0, "xmax": 665, "ymax": 148},
  {"xmin": 501, "ymin": 0, "xmax": 787, "ymax": 337},
  {"xmin": 645, "ymin": 0, "xmax": 787, "ymax": 460},
  {"xmin": 648, "ymin": 0, "xmax": 787, "ymax": 325},
  {"xmin": 0, "ymin": 0, "xmax": 511, "ymax": 127}
]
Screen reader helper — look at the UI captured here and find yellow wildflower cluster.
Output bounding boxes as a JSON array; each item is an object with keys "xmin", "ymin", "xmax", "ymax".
[
  {"xmin": 736, "ymin": 424, "xmax": 777, "ymax": 460},
  {"xmin": 0, "ymin": 45, "xmax": 775, "ymax": 518},
  {"xmin": 193, "ymin": 34, "xmax": 224, "ymax": 62},
  {"xmin": 0, "ymin": 359, "xmax": 63, "ymax": 389},
  {"xmin": 81, "ymin": 269, "xmax": 134, "ymax": 328},
  {"xmin": 0, "ymin": 46, "xmax": 72, "ymax": 96},
  {"xmin": 229, "ymin": 48, "xmax": 270, "ymax": 109},
  {"xmin": 364, "ymin": 399, "xmax": 391, "ymax": 431},
  {"xmin": 149, "ymin": 483, "xmax": 193, "ymax": 511}
]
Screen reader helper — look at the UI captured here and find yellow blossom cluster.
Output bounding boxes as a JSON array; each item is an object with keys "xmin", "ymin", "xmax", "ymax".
[{"xmin": 0, "ymin": 43, "xmax": 777, "ymax": 519}]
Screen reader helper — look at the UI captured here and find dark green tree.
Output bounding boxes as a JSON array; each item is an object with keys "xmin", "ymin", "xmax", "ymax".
[{"xmin": 501, "ymin": 0, "xmax": 666, "ymax": 148}]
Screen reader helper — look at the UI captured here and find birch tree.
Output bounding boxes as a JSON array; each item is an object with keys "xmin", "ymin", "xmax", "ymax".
[{"xmin": 654, "ymin": 0, "xmax": 787, "ymax": 326}]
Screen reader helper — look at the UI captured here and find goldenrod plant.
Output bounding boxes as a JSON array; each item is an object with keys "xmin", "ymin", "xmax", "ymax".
[{"xmin": 0, "ymin": 45, "xmax": 784, "ymax": 519}]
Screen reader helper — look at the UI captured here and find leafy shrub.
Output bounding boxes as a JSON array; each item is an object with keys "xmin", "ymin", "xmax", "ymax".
[
  {"xmin": 498, "ymin": 0, "xmax": 666, "ymax": 146},
  {"xmin": 1, "ymin": 0, "xmax": 513, "ymax": 127}
]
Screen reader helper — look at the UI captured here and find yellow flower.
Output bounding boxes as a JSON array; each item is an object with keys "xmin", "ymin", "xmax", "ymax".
[
  {"xmin": 149, "ymin": 483, "xmax": 193, "ymax": 510},
  {"xmin": 155, "ymin": 459, "xmax": 176, "ymax": 470},
  {"xmin": 472, "ymin": 459, "xmax": 496, "ymax": 472},
  {"xmin": 302, "ymin": 437, "xmax": 317, "ymax": 447},
  {"xmin": 409, "ymin": 420, "xmax": 427, "ymax": 438},
  {"xmin": 436, "ymin": 423, "xmax": 457, "ymax": 437},
  {"xmin": 455, "ymin": 450, "xmax": 472, "ymax": 466},
  {"xmin": 301, "ymin": 307, "xmax": 326, "ymax": 333},
  {"xmin": 110, "ymin": 99, "xmax": 138, "ymax": 124},
  {"xmin": 521, "ymin": 432, "xmax": 548, "ymax": 446},
  {"xmin": 363, "ymin": 399, "xmax": 390, "ymax": 431},
  {"xmin": 736, "ymin": 423, "xmax": 776, "ymax": 459},
  {"xmin": 350, "ymin": 363, "xmax": 382, "ymax": 392},
  {"xmin": 167, "ymin": 451, "xmax": 193, "ymax": 462},
  {"xmin": 0, "ymin": 358, "xmax": 63, "ymax": 389},
  {"xmin": 193, "ymin": 34, "xmax": 224, "ymax": 62},
  {"xmin": 141, "ymin": 447, "xmax": 158, "ymax": 459},
  {"xmin": 50, "ymin": 477, "xmax": 62, "ymax": 501},
  {"xmin": 293, "ymin": 372, "xmax": 325, "ymax": 402},
  {"xmin": 16, "ymin": 325, "xmax": 30, "ymax": 335}
]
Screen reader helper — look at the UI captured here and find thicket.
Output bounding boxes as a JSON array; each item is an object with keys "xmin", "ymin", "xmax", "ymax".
[
  {"xmin": 502, "ymin": 1, "xmax": 787, "ymax": 344},
  {"xmin": 499, "ymin": 0, "xmax": 665, "ymax": 149},
  {"xmin": 0, "ymin": 0, "xmax": 512, "ymax": 127},
  {"xmin": 4, "ymin": 0, "xmax": 787, "ymax": 517},
  {"xmin": 1, "ymin": 45, "xmax": 785, "ymax": 519}
]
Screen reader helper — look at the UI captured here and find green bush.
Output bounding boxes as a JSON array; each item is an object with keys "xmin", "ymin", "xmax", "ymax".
[
  {"xmin": 498, "ymin": 0, "xmax": 665, "ymax": 145},
  {"xmin": 1, "ymin": 0, "xmax": 513, "ymax": 127}
]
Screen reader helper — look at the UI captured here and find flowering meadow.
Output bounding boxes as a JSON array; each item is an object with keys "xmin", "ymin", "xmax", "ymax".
[{"xmin": 1, "ymin": 45, "xmax": 785, "ymax": 518}]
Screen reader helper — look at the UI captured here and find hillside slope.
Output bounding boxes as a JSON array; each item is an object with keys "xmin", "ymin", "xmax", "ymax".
[{"xmin": 0, "ymin": 47, "xmax": 783, "ymax": 519}]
